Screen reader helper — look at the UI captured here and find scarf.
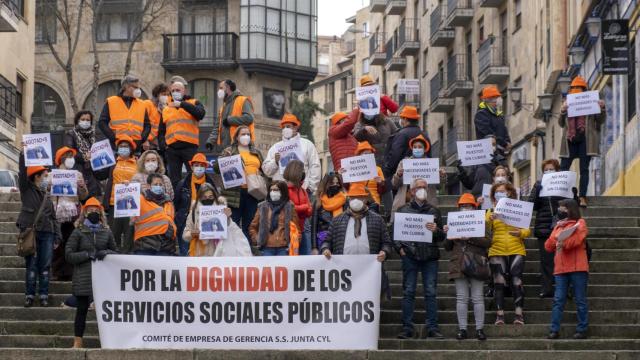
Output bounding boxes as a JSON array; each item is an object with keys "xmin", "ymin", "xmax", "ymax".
[
  {"xmin": 566, "ymin": 116, "xmax": 586, "ymax": 142},
  {"xmin": 190, "ymin": 175, "xmax": 206, "ymax": 202},
  {"xmin": 346, "ymin": 208, "xmax": 367, "ymax": 238},
  {"xmin": 145, "ymin": 190, "xmax": 167, "ymax": 204},
  {"xmin": 73, "ymin": 126, "xmax": 95, "ymax": 158},
  {"xmin": 321, "ymin": 192, "xmax": 346, "ymax": 217},
  {"xmin": 83, "ymin": 219, "xmax": 102, "ymax": 232},
  {"xmin": 268, "ymin": 200, "xmax": 286, "ymax": 234}
]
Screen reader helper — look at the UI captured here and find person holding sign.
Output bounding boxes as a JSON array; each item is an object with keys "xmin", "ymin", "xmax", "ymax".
[
  {"xmin": 443, "ymin": 194, "xmax": 491, "ymax": 341},
  {"xmin": 132, "ymin": 174, "xmax": 177, "ymax": 256},
  {"xmin": 64, "ymin": 110, "xmax": 102, "ymax": 197},
  {"xmin": 311, "ymin": 173, "xmax": 347, "ymax": 251},
  {"xmin": 131, "ymin": 150, "xmax": 174, "ymax": 200},
  {"xmin": 544, "ymin": 199, "xmax": 590, "ymax": 340},
  {"xmin": 328, "ymin": 111, "xmax": 358, "ymax": 171},
  {"xmin": 486, "ymin": 182, "xmax": 531, "ymax": 326},
  {"xmin": 474, "ymin": 86, "xmax": 511, "ymax": 155},
  {"xmin": 358, "ymin": 75, "xmax": 399, "ymax": 116},
  {"xmin": 475, "ymin": 165, "xmax": 512, "ymax": 208},
  {"xmin": 457, "ymin": 135, "xmax": 509, "ymax": 197},
  {"xmin": 342, "ymin": 141, "xmax": 384, "ymax": 213},
  {"xmin": 559, "ymin": 76, "xmax": 606, "ymax": 208}
]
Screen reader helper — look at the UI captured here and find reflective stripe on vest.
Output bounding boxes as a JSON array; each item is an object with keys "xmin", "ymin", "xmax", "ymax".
[
  {"xmin": 107, "ymin": 96, "xmax": 146, "ymax": 141},
  {"xmin": 134, "ymin": 197, "xmax": 176, "ymax": 241},
  {"xmin": 163, "ymin": 98, "xmax": 199, "ymax": 146},
  {"xmin": 217, "ymin": 96, "xmax": 255, "ymax": 145}
]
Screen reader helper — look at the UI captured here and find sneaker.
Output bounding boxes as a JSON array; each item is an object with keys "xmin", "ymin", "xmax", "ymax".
[
  {"xmin": 397, "ymin": 331, "xmax": 413, "ymax": 339},
  {"xmin": 24, "ymin": 297, "xmax": 34, "ymax": 308},
  {"xmin": 427, "ymin": 329, "xmax": 445, "ymax": 339},
  {"xmin": 494, "ymin": 314, "xmax": 505, "ymax": 325},
  {"xmin": 547, "ymin": 332, "xmax": 560, "ymax": 339},
  {"xmin": 456, "ymin": 329, "xmax": 467, "ymax": 340},
  {"xmin": 513, "ymin": 314, "xmax": 525, "ymax": 325},
  {"xmin": 476, "ymin": 329, "xmax": 487, "ymax": 341},
  {"xmin": 573, "ymin": 332, "xmax": 588, "ymax": 339},
  {"xmin": 39, "ymin": 298, "xmax": 49, "ymax": 307}
]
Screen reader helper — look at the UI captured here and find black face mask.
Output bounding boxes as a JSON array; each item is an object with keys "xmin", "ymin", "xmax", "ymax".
[
  {"xmin": 326, "ymin": 185, "xmax": 341, "ymax": 197},
  {"xmin": 556, "ymin": 211, "xmax": 569, "ymax": 220},
  {"xmin": 201, "ymin": 199, "xmax": 215, "ymax": 206},
  {"xmin": 87, "ymin": 212, "xmax": 101, "ymax": 224}
]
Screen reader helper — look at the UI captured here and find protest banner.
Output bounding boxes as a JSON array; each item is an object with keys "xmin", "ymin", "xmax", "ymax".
[
  {"xmin": 393, "ymin": 213, "xmax": 435, "ymax": 243},
  {"xmin": 91, "ymin": 139, "xmax": 116, "ymax": 171},
  {"xmin": 340, "ymin": 154, "xmax": 377, "ymax": 183},
  {"xmin": 218, "ymin": 155, "xmax": 246, "ymax": 189},
  {"xmin": 446, "ymin": 210, "xmax": 486, "ymax": 239},
  {"xmin": 114, "ymin": 183, "xmax": 141, "ymax": 218},
  {"xmin": 567, "ymin": 91, "xmax": 601, "ymax": 118},
  {"xmin": 92, "ymin": 255, "xmax": 381, "ymax": 350},
  {"xmin": 540, "ymin": 171, "xmax": 576, "ymax": 198},
  {"xmin": 397, "ymin": 79, "xmax": 420, "ymax": 95},
  {"xmin": 23, "ymin": 133, "xmax": 53, "ymax": 166},
  {"xmin": 199, "ymin": 205, "xmax": 227, "ymax": 240},
  {"xmin": 481, "ymin": 184, "xmax": 492, "ymax": 210},
  {"xmin": 402, "ymin": 158, "xmax": 440, "ymax": 185},
  {"xmin": 494, "ymin": 198, "xmax": 534, "ymax": 229},
  {"xmin": 276, "ymin": 138, "xmax": 304, "ymax": 174},
  {"xmin": 355, "ymin": 85, "xmax": 381, "ymax": 117},
  {"xmin": 50, "ymin": 169, "xmax": 77, "ymax": 197},
  {"xmin": 456, "ymin": 139, "xmax": 493, "ymax": 166}
]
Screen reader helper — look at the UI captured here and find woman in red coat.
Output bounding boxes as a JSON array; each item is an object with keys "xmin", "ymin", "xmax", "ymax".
[
  {"xmin": 283, "ymin": 160, "xmax": 312, "ymax": 254},
  {"xmin": 328, "ymin": 111, "xmax": 358, "ymax": 171}
]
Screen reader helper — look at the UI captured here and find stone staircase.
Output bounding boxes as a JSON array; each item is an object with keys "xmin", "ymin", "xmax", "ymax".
[{"xmin": 0, "ymin": 193, "xmax": 639, "ymax": 359}]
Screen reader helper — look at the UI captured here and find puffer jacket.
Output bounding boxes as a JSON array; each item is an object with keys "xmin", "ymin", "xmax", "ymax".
[
  {"xmin": 474, "ymin": 102, "xmax": 511, "ymax": 149},
  {"xmin": 486, "ymin": 209, "xmax": 531, "ymax": 257},
  {"xmin": 320, "ymin": 209, "xmax": 392, "ymax": 256},
  {"xmin": 16, "ymin": 153, "xmax": 60, "ymax": 237},
  {"xmin": 528, "ymin": 180, "xmax": 577, "ymax": 239},
  {"xmin": 288, "ymin": 184, "xmax": 312, "ymax": 230},
  {"xmin": 328, "ymin": 110, "xmax": 358, "ymax": 170},
  {"xmin": 382, "ymin": 125, "xmax": 430, "ymax": 180},
  {"xmin": 444, "ymin": 235, "xmax": 492, "ymax": 280},
  {"xmin": 393, "ymin": 200, "xmax": 445, "ymax": 261},
  {"xmin": 456, "ymin": 153, "xmax": 508, "ymax": 196},
  {"xmin": 353, "ymin": 110, "xmax": 398, "ymax": 165},
  {"xmin": 545, "ymin": 219, "xmax": 589, "ymax": 275}
]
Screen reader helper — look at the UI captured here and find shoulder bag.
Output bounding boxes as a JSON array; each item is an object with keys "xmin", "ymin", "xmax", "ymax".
[{"xmin": 16, "ymin": 195, "xmax": 49, "ymax": 257}]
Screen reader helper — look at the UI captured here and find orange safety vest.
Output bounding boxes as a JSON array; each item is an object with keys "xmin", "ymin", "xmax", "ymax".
[
  {"xmin": 217, "ymin": 96, "xmax": 255, "ymax": 144},
  {"xmin": 162, "ymin": 98, "xmax": 200, "ymax": 146},
  {"xmin": 107, "ymin": 96, "xmax": 147, "ymax": 141},
  {"xmin": 144, "ymin": 100, "xmax": 160, "ymax": 143},
  {"xmin": 134, "ymin": 196, "xmax": 177, "ymax": 241}
]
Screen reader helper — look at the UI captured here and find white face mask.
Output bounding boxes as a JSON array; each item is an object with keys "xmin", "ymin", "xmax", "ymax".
[
  {"xmin": 282, "ymin": 127, "xmax": 294, "ymax": 139},
  {"xmin": 193, "ymin": 166, "xmax": 205, "ymax": 177},
  {"xmin": 544, "ymin": 169, "xmax": 555, "ymax": 174},
  {"xmin": 415, "ymin": 188, "xmax": 427, "ymax": 201},
  {"xmin": 78, "ymin": 120, "xmax": 91, "ymax": 130},
  {"xmin": 238, "ymin": 135, "xmax": 251, "ymax": 146},
  {"xmin": 145, "ymin": 161, "xmax": 158, "ymax": 173},
  {"xmin": 217, "ymin": 89, "xmax": 226, "ymax": 99},
  {"xmin": 495, "ymin": 97, "xmax": 503, "ymax": 110},
  {"xmin": 494, "ymin": 176, "xmax": 508, "ymax": 184},
  {"xmin": 349, "ymin": 199, "xmax": 365, "ymax": 212},
  {"xmin": 270, "ymin": 191, "xmax": 281, "ymax": 202},
  {"xmin": 171, "ymin": 91, "xmax": 183, "ymax": 101},
  {"xmin": 132, "ymin": 88, "xmax": 142, "ymax": 99},
  {"xmin": 159, "ymin": 95, "xmax": 168, "ymax": 105},
  {"xmin": 64, "ymin": 157, "xmax": 75, "ymax": 169}
]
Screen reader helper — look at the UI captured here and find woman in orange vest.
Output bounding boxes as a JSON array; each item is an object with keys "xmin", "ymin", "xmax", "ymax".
[{"xmin": 133, "ymin": 173, "xmax": 177, "ymax": 256}]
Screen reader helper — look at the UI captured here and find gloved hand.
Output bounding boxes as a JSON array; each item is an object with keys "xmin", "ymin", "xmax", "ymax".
[
  {"xmin": 96, "ymin": 249, "xmax": 116, "ymax": 261},
  {"xmin": 206, "ymin": 142, "xmax": 214, "ymax": 151},
  {"xmin": 87, "ymin": 250, "xmax": 96, "ymax": 261},
  {"xmin": 223, "ymin": 117, "xmax": 230, "ymax": 126}
]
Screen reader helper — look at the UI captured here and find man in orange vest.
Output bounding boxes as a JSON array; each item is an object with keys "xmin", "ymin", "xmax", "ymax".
[
  {"xmin": 98, "ymin": 75, "xmax": 151, "ymax": 152},
  {"xmin": 206, "ymin": 79, "xmax": 254, "ymax": 154},
  {"xmin": 158, "ymin": 80, "xmax": 206, "ymax": 188},
  {"xmin": 132, "ymin": 173, "xmax": 177, "ymax": 255}
]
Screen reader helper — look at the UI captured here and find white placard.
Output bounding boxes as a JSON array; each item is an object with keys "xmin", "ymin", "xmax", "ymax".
[
  {"xmin": 567, "ymin": 90, "xmax": 601, "ymax": 118},
  {"xmin": 457, "ymin": 139, "xmax": 493, "ymax": 166},
  {"xmin": 557, "ymin": 223, "xmax": 580, "ymax": 242},
  {"xmin": 402, "ymin": 158, "xmax": 440, "ymax": 185},
  {"xmin": 218, "ymin": 155, "xmax": 246, "ymax": 189},
  {"xmin": 113, "ymin": 183, "xmax": 141, "ymax": 218},
  {"xmin": 481, "ymin": 184, "xmax": 493, "ymax": 210},
  {"xmin": 92, "ymin": 255, "xmax": 381, "ymax": 350},
  {"xmin": 446, "ymin": 210, "xmax": 486, "ymax": 239},
  {"xmin": 50, "ymin": 169, "xmax": 78, "ymax": 197},
  {"xmin": 494, "ymin": 198, "xmax": 534, "ymax": 229},
  {"xmin": 199, "ymin": 205, "xmax": 227, "ymax": 240},
  {"xmin": 91, "ymin": 139, "xmax": 116, "ymax": 171},
  {"xmin": 393, "ymin": 213, "xmax": 435, "ymax": 243},
  {"xmin": 340, "ymin": 154, "xmax": 377, "ymax": 183},
  {"xmin": 355, "ymin": 85, "xmax": 381, "ymax": 117},
  {"xmin": 540, "ymin": 171, "xmax": 576, "ymax": 198},
  {"xmin": 23, "ymin": 133, "xmax": 53, "ymax": 166},
  {"xmin": 276, "ymin": 138, "xmax": 304, "ymax": 174},
  {"xmin": 397, "ymin": 79, "xmax": 420, "ymax": 95}
]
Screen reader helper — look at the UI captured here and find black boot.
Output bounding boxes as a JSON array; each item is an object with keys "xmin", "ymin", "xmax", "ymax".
[
  {"xmin": 24, "ymin": 297, "xmax": 34, "ymax": 308},
  {"xmin": 476, "ymin": 329, "xmax": 487, "ymax": 341},
  {"xmin": 456, "ymin": 329, "xmax": 467, "ymax": 340}
]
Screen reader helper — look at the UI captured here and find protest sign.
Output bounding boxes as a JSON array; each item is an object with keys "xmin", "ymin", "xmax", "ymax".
[
  {"xmin": 393, "ymin": 213, "xmax": 435, "ymax": 243},
  {"xmin": 91, "ymin": 139, "xmax": 116, "ymax": 171},
  {"xmin": 567, "ymin": 91, "xmax": 601, "ymax": 118},
  {"xmin": 50, "ymin": 169, "xmax": 77, "ymax": 197},
  {"xmin": 276, "ymin": 138, "xmax": 304, "ymax": 174},
  {"xmin": 23, "ymin": 133, "xmax": 52, "ymax": 166},
  {"xmin": 340, "ymin": 154, "xmax": 377, "ymax": 183},
  {"xmin": 540, "ymin": 171, "xmax": 576, "ymax": 198},
  {"xmin": 397, "ymin": 79, "xmax": 420, "ymax": 95},
  {"xmin": 402, "ymin": 158, "xmax": 440, "ymax": 185},
  {"xmin": 355, "ymin": 85, "xmax": 381, "ymax": 117},
  {"xmin": 494, "ymin": 198, "xmax": 534, "ymax": 229},
  {"xmin": 481, "ymin": 184, "xmax": 492, "ymax": 210},
  {"xmin": 199, "ymin": 205, "xmax": 227, "ymax": 240},
  {"xmin": 446, "ymin": 210, "xmax": 486, "ymax": 239},
  {"xmin": 92, "ymin": 255, "xmax": 381, "ymax": 350},
  {"xmin": 457, "ymin": 139, "xmax": 493, "ymax": 166},
  {"xmin": 218, "ymin": 155, "xmax": 246, "ymax": 189},
  {"xmin": 114, "ymin": 183, "xmax": 141, "ymax": 218}
]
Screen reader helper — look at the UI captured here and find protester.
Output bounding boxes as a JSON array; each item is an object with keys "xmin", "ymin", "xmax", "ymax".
[
  {"xmin": 131, "ymin": 150, "xmax": 173, "ymax": 200},
  {"xmin": 394, "ymin": 178, "xmax": 445, "ymax": 339},
  {"xmin": 328, "ymin": 111, "xmax": 358, "ymax": 171},
  {"xmin": 206, "ymin": 79, "xmax": 255, "ymax": 154},
  {"xmin": 132, "ymin": 173, "xmax": 177, "ymax": 255},
  {"xmin": 249, "ymin": 180, "xmax": 300, "ymax": 256},
  {"xmin": 382, "ymin": 106, "xmax": 429, "ymax": 180},
  {"xmin": 282, "ymin": 160, "xmax": 313, "ymax": 254},
  {"xmin": 475, "ymin": 86, "xmax": 511, "ymax": 155},
  {"xmin": 456, "ymin": 135, "xmax": 508, "ymax": 197},
  {"xmin": 476, "ymin": 165, "xmax": 512, "ymax": 207},
  {"xmin": 559, "ymin": 76, "xmax": 606, "ymax": 208},
  {"xmin": 345, "ymin": 141, "xmax": 384, "ymax": 213},
  {"xmin": 545, "ymin": 199, "xmax": 590, "ymax": 340},
  {"xmin": 358, "ymin": 75, "xmax": 399, "ymax": 116},
  {"xmin": 311, "ymin": 173, "xmax": 347, "ymax": 252},
  {"xmin": 487, "ymin": 182, "xmax": 530, "ymax": 325},
  {"xmin": 65, "ymin": 197, "xmax": 117, "ymax": 348},
  {"xmin": 64, "ymin": 110, "xmax": 102, "ymax": 197},
  {"xmin": 353, "ymin": 108, "xmax": 398, "ymax": 166},
  {"xmin": 443, "ymin": 194, "xmax": 490, "ymax": 341},
  {"xmin": 143, "ymin": 83, "xmax": 170, "ymax": 150}
]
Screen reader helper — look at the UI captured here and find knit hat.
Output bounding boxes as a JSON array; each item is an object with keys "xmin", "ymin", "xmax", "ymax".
[
  {"xmin": 55, "ymin": 146, "xmax": 77, "ymax": 166},
  {"xmin": 280, "ymin": 113, "xmax": 301, "ymax": 128}
]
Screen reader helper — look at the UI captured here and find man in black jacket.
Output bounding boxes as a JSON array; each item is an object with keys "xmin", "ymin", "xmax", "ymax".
[
  {"xmin": 394, "ymin": 178, "xmax": 445, "ymax": 340},
  {"xmin": 474, "ymin": 86, "xmax": 511, "ymax": 155}
]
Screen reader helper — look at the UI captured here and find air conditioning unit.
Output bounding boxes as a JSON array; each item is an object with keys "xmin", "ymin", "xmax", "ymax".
[{"xmin": 511, "ymin": 144, "xmax": 529, "ymax": 168}]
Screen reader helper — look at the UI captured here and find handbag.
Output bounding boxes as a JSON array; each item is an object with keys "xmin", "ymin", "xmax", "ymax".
[
  {"xmin": 460, "ymin": 243, "xmax": 491, "ymax": 281},
  {"xmin": 16, "ymin": 195, "xmax": 49, "ymax": 257},
  {"xmin": 247, "ymin": 172, "xmax": 268, "ymax": 200}
]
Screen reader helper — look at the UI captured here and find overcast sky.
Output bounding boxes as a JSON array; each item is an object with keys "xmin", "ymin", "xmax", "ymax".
[{"xmin": 318, "ymin": 0, "xmax": 369, "ymax": 36}]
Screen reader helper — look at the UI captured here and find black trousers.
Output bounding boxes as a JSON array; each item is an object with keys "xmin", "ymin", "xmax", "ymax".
[
  {"xmin": 166, "ymin": 144, "xmax": 198, "ymax": 189},
  {"xmin": 74, "ymin": 295, "xmax": 90, "ymax": 337},
  {"xmin": 537, "ymin": 237, "xmax": 555, "ymax": 294},
  {"xmin": 560, "ymin": 139, "xmax": 591, "ymax": 197},
  {"xmin": 52, "ymin": 221, "xmax": 74, "ymax": 280}
]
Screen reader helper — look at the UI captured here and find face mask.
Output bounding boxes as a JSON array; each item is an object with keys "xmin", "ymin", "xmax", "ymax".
[
  {"xmin": 460, "ymin": 206, "xmax": 475, "ymax": 212},
  {"xmin": 217, "ymin": 89, "xmax": 226, "ymax": 99},
  {"xmin": 494, "ymin": 191, "xmax": 507, "ymax": 202},
  {"xmin": 201, "ymin": 199, "xmax": 215, "ymax": 206},
  {"xmin": 412, "ymin": 148, "xmax": 425, "ymax": 158},
  {"xmin": 145, "ymin": 161, "xmax": 158, "ymax": 173},
  {"xmin": 494, "ymin": 176, "xmax": 508, "ymax": 184},
  {"xmin": 87, "ymin": 212, "xmax": 101, "ymax": 224},
  {"xmin": 544, "ymin": 169, "xmax": 555, "ymax": 174},
  {"xmin": 495, "ymin": 97, "xmax": 503, "ymax": 110},
  {"xmin": 556, "ymin": 210, "xmax": 569, "ymax": 220},
  {"xmin": 118, "ymin": 147, "xmax": 131, "ymax": 158},
  {"xmin": 270, "ymin": 191, "xmax": 281, "ymax": 202},
  {"xmin": 132, "ymin": 88, "xmax": 142, "ymax": 99},
  {"xmin": 78, "ymin": 120, "xmax": 91, "ymax": 130},
  {"xmin": 363, "ymin": 114, "xmax": 376, "ymax": 123},
  {"xmin": 193, "ymin": 166, "xmax": 205, "ymax": 177},
  {"xmin": 64, "ymin": 158, "xmax": 75, "ymax": 169},
  {"xmin": 171, "ymin": 91, "xmax": 183, "ymax": 101},
  {"xmin": 238, "ymin": 135, "xmax": 251, "ymax": 146},
  {"xmin": 151, "ymin": 185, "xmax": 164, "ymax": 195},
  {"xmin": 159, "ymin": 95, "xmax": 168, "ymax": 105},
  {"xmin": 349, "ymin": 199, "xmax": 365, "ymax": 212},
  {"xmin": 282, "ymin": 128, "xmax": 294, "ymax": 139},
  {"xmin": 39, "ymin": 176, "xmax": 49, "ymax": 190},
  {"xmin": 327, "ymin": 185, "xmax": 341, "ymax": 197},
  {"xmin": 415, "ymin": 188, "xmax": 427, "ymax": 201}
]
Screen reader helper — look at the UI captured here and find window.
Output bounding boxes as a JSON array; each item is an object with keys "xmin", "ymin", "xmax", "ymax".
[
  {"xmin": 33, "ymin": 83, "xmax": 66, "ymax": 133},
  {"xmin": 5, "ymin": 0, "xmax": 24, "ymax": 18},
  {"xmin": 362, "ymin": 22, "xmax": 369, "ymax": 38},
  {"xmin": 628, "ymin": 40, "xmax": 636, "ymax": 121},
  {"xmin": 514, "ymin": 0, "xmax": 522, "ymax": 32},
  {"xmin": 82, "ymin": 80, "xmax": 148, "ymax": 115},
  {"xmin": 96, "ymin": 0, "xmax": 143, "ymax": 42},
  {"xmin": 512, "ymin": 77, "xmax": 522, "ymax": 114},
  {"xmin": 362, "ymin": 58, "xmax": 370, "ymax": 74},
  {"xmin": 477, "ymin": 17, "xmax": 484, "ymax": 46},
  {"xmin": 0, "ymin": 74, "xmax": 17, "ymax": 127},
  {"xmin": 35, "ymin": 0, "xmax": 57, "ymax": 44},
  {"xmin": 190, "ymin": 79, "xmax": 219, "ymax": 128},
  {"xmin": 16, "ymin": 75, "xmax": 24, "ymax": 118},
  {"xmin": 178, "ymin": 0, "xmax": 228, "ymax": 59},
  {"xmin": 422, "ymin": 48, "xmax": 428, "ymax": 77}
]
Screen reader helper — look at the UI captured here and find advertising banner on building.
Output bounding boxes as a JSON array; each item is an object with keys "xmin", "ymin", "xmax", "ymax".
[{"xmin": 602, "ymin": 19, "xmax": 629, "ymax": 75}]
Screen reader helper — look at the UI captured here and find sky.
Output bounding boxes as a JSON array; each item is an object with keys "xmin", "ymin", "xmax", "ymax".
[{"xmin": 318, "ymin": 0, "xmax": 369, "ymax": 36}]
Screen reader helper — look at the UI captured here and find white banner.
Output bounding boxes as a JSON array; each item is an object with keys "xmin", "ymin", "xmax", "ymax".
[
  {"xmin": 397, "ymin": 79, "xmax": 420, "ymax": 95},
  {"xmin": 340, "ymin": 154, "xmax": 377, "ymax": 183},
  {"xmin": 355, "ymin": 85, "xmax": 381, "ymax": 117},
  {"xmin": 114, "ymin": 183, "xmax": 141, "ymax": 218},
  {"xmin": 92, "ymin": 255, "xmax": 381, "ymax": 350},
  {"xmin": 402, "ymin": 158, "xmax": 440, "ymax": 185},
  {"xmin": 23, "ymin": 133, "xmax": 52, "ymax": 166},
  {"xmin": 494, "ymin": 198, "xmax": 534, "ymax": 229},
  {"xmin": 50, "ymin": 169, "xmax": 77, "ymax": 197},
  {"xmin": 457, "ymin": 139, "xmax": 493, "ymax": 166},
  {"xmin": 218, "ymin": 155, "xmax": 246, "ymax": 189},
  {"xmin": 91, "ymin": 139, "xmax": 116, "ymax": 171},
  {"xmin": 481, "ymin": 184, "xmax": 492, "ymax": 210},
  {"xmin": 446, "ymin": 210, "xmax": 486, "ymax": 239},
  {"xmin": 567, "ymin": 90, "xmax": 601, "ymax": 118},
  {"xmin": 540, "ymin": 171, "xmax": 576, "ymax": 198},
  {"xmin": 393, "ymin": 213, "xmax": 434, "ymax": 243},
  {"xmin": 199, "ymin": 205, "xmax": 227, "ymax": 240},
  {"xmin": 276, "ymin": 138, "xmax": 304, "ymax": 174}
]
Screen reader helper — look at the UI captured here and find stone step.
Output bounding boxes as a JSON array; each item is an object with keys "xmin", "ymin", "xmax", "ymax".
[
  {"xmin": 378, "ymin": 338, "xmax": 640, "ymax": 351},
  {"xmin": 434, "ymin": 195, "xmax": 640, "ymax": 207},
  {"xmin": 0, "ymin": 202, "xmax": 22, "ymax": 212},
  {"xmin": 383, "ymin": 271, "xmax": 640, "ymax": 285},
  {"xmin": 0, "ymin": 335, "xmax": 100, "ymax": 349},
  {"xmin": 385, "ymin": 284, "xmax": 639, "ymax": 298}
]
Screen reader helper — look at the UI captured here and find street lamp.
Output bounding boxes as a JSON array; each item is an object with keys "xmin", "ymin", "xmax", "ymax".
[
  {"xmin": 508, "ymin": 86, "xmax": 522, "ymax": 104},
  {"xmin": 43, "ymin": 98, "xmax": 57, "ymax": 131},
  {"xmin": 585, "ymin": 16, "xmax": 601, "ymax": 39},
  {"xmin": 556, "ymin": 73, "xmax": 572, "ymax": 96},
  {"xmin": 538, "ymin": 93, "xmax": 553, "ymax": 122},
  {"xmin": 569, "ymin": 45, "xmax": 585, "ymax": 66}
]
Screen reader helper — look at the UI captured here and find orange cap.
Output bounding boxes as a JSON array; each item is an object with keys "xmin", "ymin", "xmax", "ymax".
[
  {"xmin": 82, "ymin": 197, "xmax": 104, "ymax": 212},
  {"xmin": 189, "ymin": 153, "xmax": 208, "ymax": 167},
  {"xmin": 457, "ymin": 193, "xmax": 478, "ymax": 208},
  {"xmin": 409, "ymin": 134, "xmax": 431, "ymax": 153},
  {"xmin": 115, "ymin": 135, "xmax": 136, "ymax": 151},
  {"xmin": 347, "ymin": 183, "xmax": 369, "ymax": 197},
  {"xmin": 55, "ymin": 146, "xmax": 77, "ymax": 166},
  {"xmin": 330, "ymin": 112, "xmax": 348, "ymax": 126},
  {"xmin": 280, "ymin": 113, "xmax": 301, "ymax": 128},
  {"xmin": 399, "ymin": 106, "xmax": 420, "ymax": 120},
  {"xmin": 355, "ymin": 141, "xmax": 376, "ymax": 155},
  {"xmin": 27, "ymin": 166, "xmax": 47, "ymax": 178},
  {"xmin": 570, "ymin": 75, "xmax": 587, "ymax": 89},
  {"xmin": 360, "ymin": 75, "xmax": 375, "ymax": 86},
  {"xmin": 481, "ymin": 85, "xmax": 502, "ymax": 100}
]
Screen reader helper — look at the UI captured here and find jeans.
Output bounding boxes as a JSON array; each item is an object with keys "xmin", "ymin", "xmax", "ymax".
[
  {"xmin": 108, "ymin": 210, "xmax": 132, "ymax": 254},
  {"xmin": 231, "ymin": 188, "xmax": 259, "ymax": 241},
  {"xmin": 261, "ymin": 247, "xmax": 289, "ymax": 256},
  {"xmin": 25, "ymin": 231, "xmax": 55, "ymax": 299},
  {"xmin": 401, "ymin": 256, "xmax": 439, "ymax": 333},
  {"xmin": 166, "ymin": 145, "xmax": 198, "ymax": 189},
  {"xmin": 300, "ymin": 218, "xmax": 312, "ymax": 255},
  {"xmin": 454, "ymin": 277, "xmax": 485, "ymax": 330},
  {"xmin": 560, "ymin": 140, "xmax": 591, "ymax": 197},
  {"xmin": 550, "ymin": 271, "xmax": 589, "ymax": 333},
  {"xmin": 538, "ymin": 237, "xmax": 555, "ymax": 294}
]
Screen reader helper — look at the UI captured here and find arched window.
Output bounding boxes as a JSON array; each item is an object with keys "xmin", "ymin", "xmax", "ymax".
[
  {"xmin": 82, "ymin": 80, "xmax": 147, "ymax": 114},
  {"xmin": 189, "ymin": 79, "xmax": 219, "ymax": 127},
  {"xmin": 33, "ymin": 83, "xmax": 67, "ymax": 133}
]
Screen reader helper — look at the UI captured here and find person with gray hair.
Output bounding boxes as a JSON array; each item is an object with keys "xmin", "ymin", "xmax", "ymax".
[{"xmin": 98, "ymin": 75, "xmax": 151, "ymax": 152}]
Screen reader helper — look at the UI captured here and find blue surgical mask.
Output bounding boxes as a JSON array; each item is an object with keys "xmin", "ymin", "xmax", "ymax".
[
  {"xmin": 412, "ymin": 148, "xmax": 425, "ymax": 158},
  {"xmin": 193, "ymin": 166, "xmax": 205, "ymax": 177},
  {"xmin": 151, "ymin": 185, "xmax": 164, "ymax": 195},
  {"xmin": 118, "ymin": 147, "xmax": 131, "ymax": 157},
  {"xmin": 39, "ymin": 176, "xmax": 49, "ymax": 191},
  {"xmin": 494, "ymin": 191, "xmax": 507, "ymax": 201}
]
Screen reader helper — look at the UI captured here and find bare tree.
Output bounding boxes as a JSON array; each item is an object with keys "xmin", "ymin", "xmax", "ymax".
[{"xmin": 87, "ymin": 0, "xmax": 104, "ymax": 117}]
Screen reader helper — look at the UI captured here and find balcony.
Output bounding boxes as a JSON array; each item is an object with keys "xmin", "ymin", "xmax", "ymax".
[
  {"xmin": 430, "ymin": 74, "xmax": 454, "ymax": 113},
  {"xmin": 478, "ymin": 36, "xmax": 510, "ymax": 84},
  {"xmin": 162, "ymin": 32, "xmax": 238, "ymax": 71},
  {"xmin": 385, "ymin": 38, "xmax": 406, "ymax": 71},
  {"xmin": 446, "ymin": 0, "xmax": 473, "ymax": 27},
  {"xmin": 370, "ymin": 0, "xmax": 386, "ymax": 13},
  {"xmin": 446, "ymin": 54, "xmax": 474, "ymax": 97},
  {"xmin": 0, "ymin": 0, "xmax": 21, "ymax": 32},
  {"xmin": 386, "ymin": 0, "xmax": 407, "ymax": 15},
  {"xmin": 396, "ymin": 18, "xmax": 420, "ymax": 57},
  {"xmin": 344, "ymin": 39, "xmax": 356, "ymax": 58},
  {"xmin": 480, "ymin": 0, "xmax": 507, "ymax": 8},
  {"xmin": 369, "ymin": 33, "xmax": 387, "ymax": 66},
  {"xmin": 429, "ymin": 3, "xmax": 455, "ymax": 47}
]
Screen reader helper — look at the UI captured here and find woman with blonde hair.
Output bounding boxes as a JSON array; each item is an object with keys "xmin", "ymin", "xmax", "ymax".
[{"xmin": 131, "ymin": 150, "xmax": 174, "ymax": 200}]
